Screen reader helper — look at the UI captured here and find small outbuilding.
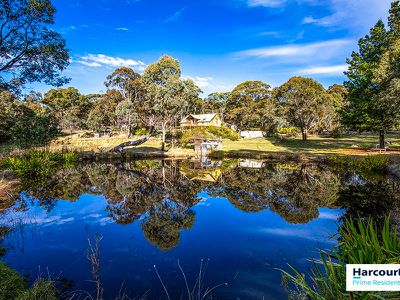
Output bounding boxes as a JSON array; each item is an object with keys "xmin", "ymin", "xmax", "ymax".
[
  {"xmin": 194, "ymin": 138, "xmax": 222, "ymax": 156},
  {"xmin": 240, "ymin": 131, "xmax": 266, "ymax": 139}
]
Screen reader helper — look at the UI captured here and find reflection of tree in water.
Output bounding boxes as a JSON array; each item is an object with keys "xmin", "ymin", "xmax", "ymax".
[
  {"xmin": 6, "ymin": 158, "xmax": 400, "ymax": 249},
  {"xmin": 269, "ymin": 165, "xmax": 339, "ymax": 224},
  {"xmin": 209, "ymin": 166, "xmax": 274, "ymax": 212},
  {"xmin": 0, "ymin": 226, "xmax": 10, "ymax": 256},
  {"xmin": 142, "ymin": 201, "xmax": 195, "ymax": 251},
  {"xmin": 336, "ymin": 172, "xmax": 400, "ymax": 223},
  {"xmin": 14, "ymin": 168, "xmax": 88, "ymax": 212},
  {"xmin": 212, "ymin": 164, "xmax": 339, "ymax": 223}
]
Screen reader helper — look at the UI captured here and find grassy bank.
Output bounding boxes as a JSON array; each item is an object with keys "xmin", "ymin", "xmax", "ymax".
[
  {"xmin": 1, "ymin": 151, "xmax": 78, "ymax": 177},
  {"xmin": 54, "ymin": 132, "xmax": 400, "ymax": 156},
  {"xmin": 0, "ymin": 262, "xmax": 58, "ymax": 300},
  {"xmin": 1, "ymin": 132, "xmax": 400, "ymax": 160},
  {"xmin": 283, "ymin": 216, "xmax": 400, "ymax": 299}
]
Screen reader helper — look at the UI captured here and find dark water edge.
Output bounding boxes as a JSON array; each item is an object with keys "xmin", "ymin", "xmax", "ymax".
[{"xmin": 1, "ymin": 158, "xmax": 399, "ymax": 299}]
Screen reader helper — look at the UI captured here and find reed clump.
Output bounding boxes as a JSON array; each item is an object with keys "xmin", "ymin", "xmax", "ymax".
[
  {"xmin": 1, "ymin": 151, "xmax": 78, "ymax": 176},
  {"xmin": 282, "ymin": 216, "xmax": 400, "ymax": 300},
  {"xmin": 328, "ymin": 155, "xmax": 390, "ymax": 173}
]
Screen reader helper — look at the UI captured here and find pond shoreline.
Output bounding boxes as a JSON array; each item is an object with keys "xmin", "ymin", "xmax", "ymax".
[{"xmin": 75, "ymin": 148, "xmax": 400, "ymax": 166}]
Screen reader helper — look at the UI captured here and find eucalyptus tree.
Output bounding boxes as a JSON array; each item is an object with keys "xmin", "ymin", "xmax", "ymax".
[
  {"xmin": 142, "ymin": 55, "xmax": 201, "ymax": 151},
  {"xmin": 275, "ymin": 77, "xmax": 335, "ymax": 140},
  {"xmin": 343, "ymin": 0, "xmax": 400, "ymax": 148},
  {"xmin": 115, "ymin": 100, "xmax": 137, "ymax": 136},
  {"xmin": 225, "ymin": 80, "xmax": 273, "ymax": 130},
  {"xmin": 0, "ymin": 91, "xmax": 58, "ymax": 146},
  {"xmin": 204, "ymin": 92, "xmax": 230, "ymax": 122},
  {"xmin": 0, "ymin": 0, "xmax": 70, "ymax": 93},
  {"xmin": 87, "ymin": 103, "xmax": 111, "ymax": 134},
  {"xmin": 104, "ymin": 67, "xmax": 143, "ymax": 102},
  {"xmin": 42, "ymin": 87, "xmax": 91, "ymax": 131}
]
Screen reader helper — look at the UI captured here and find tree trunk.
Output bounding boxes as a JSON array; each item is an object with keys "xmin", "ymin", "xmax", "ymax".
[
  {"xmin": 301, "ymin": 128, "xmax": 307, "ymax": 141},
  {"xmin": 161, "ymin": 128, "xmax": 166, "ymax": 152},
  {"xmin": 111, "ymin": 127, "xmax": 155, "ymax": 153},
  {"xmin": 379, "ymin": 129, "xmax": 385, "ymax": 149}
]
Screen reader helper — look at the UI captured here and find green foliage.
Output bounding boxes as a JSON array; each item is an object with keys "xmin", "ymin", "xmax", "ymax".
[
  {"xmin": 16, "ymin": 281, "xmax": 58, "ymax": 300},
  {"xmin": 141, "ymin": 56, "xmax": 203, "ymax": 150},
  {"xmin": 42, "ymin": 88, "xmax": 92, "ymax": 131},
  {"xmin": 204, "ymin": 92, "xmax": 230, "ymax": 122},
  {"xmin": 179, "ymin": 126, "xmax": 239, "ymax": 144},
  {"xmin": 143, "ymin": 55, "xmax": 181, "ymax": 85},
  {"xmin": 115, "ymin": 100, "xmax": 137, "ymax": 134},
  {"xmin": 1, "ymin": 151, "xmax": 78, "ymax": 177},
  {"xmin": 278, "ymin": 127, "xmax": 299, "ymax": 136},
  {"xmin": 283, "ymin": 216, "xmax": 400, "ymax": 300},
  {"xmin": 225, "ymin": 80, "xmax": 275, "ymax": 130},
  {"xmin": 328, "ymin": 155, "xmax": 390, "ymax": 173},
  {"xmin": 0, "ymin": 262, "xmax": 58, "ymax": 300},
  {"xmin": 343, "ymin": 1, "xmax": 400, "ymax": 147},
  {"xmin": 0, "ymin": 262, "xmax": 26, "ymax": 300},
  {"xmin": 135, "ymin": 127, "xmax": 149, "ymax": 136},
  {"xmin": 275, "ymin": 76, "xmax": 337, "ymax": 141},
  {"xmin": 87, "ymin": 103, "xmax": 111, "ymax": 134},
  {"xmin": 105, "ymin": 67, "xmax": 143, "ymax": 102},
  {"xmin": 0, "ymin": 0, "xmax": 70, "ymax": 93},
  {"xmin": 0, "ymin": 91, "xmax": 59, "ymax": 147}
]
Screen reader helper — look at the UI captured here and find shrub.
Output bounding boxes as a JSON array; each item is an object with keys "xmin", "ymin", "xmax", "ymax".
[
  {"xmin": 278, "ymin": 127, "xmax": 299, "ymax": 136},
  {"xmin": 135, "ymin": 127, "xmax": 149, "ymax": 136},
  {"xmin": 328, "ymin": 155, "xmax": 390, "ymax": 173},
  {"xmin": 330, "ymin": 127, "xmax": 343, "ymax": 138},
  {"xmin": 179, "ymin": 126, "xmax": 239, "ymax": 144}
]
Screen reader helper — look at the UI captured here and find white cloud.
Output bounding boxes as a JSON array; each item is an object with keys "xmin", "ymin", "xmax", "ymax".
[
  {"xmin": 297, "ymin": 64, "xmax": 348, "ymax": 76},
  {"xmin": 301, "ymin": 0, "xmax": 391, "ymax": 31},
  {"xmin": 77, "ymin": 54, "xmax": 146, "ymax": 69},
  {"xmin": 115, "ymin": 27, "xmax": 129, "ymax": 31},
  {"xmin": 247, "ymin": 0, "xmax": 286, "ymax": 8},
  {"xmin": 237, "ymin": 39, "xmax": 351, "ymax": 59},
  {"xmin": 78, "ymin": 61, "xmax": 102, "ymax": 67},
  {"xmin": 183, "ymin": 75, "xmax": 214, "ymax": 88},
  {"xmin": 164, "ymin": 7, "xmax": 185, "ymax": 23}
]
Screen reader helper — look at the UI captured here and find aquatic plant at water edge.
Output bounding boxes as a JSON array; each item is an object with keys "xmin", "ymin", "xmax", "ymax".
[
  {"xmin": 328, "ymin": 155, "xmax": 390, "ymax": 173},
  {"xmin": 0, "ymin": 262, "xmax": 58, "ymax": 300},
  {"xmin": 282, "ymin": 216, "xmax": 400, "ymax": 299},
  {"xmin": 1, "ymin": 151, "xmax": 78, "ymax": 176}
]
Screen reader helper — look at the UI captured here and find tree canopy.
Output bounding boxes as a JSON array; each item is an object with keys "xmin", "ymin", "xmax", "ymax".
[
  {"xmin": 343, "ymin": 0, "xmax": 400, "ymax": 148},
  {"xmin": 0, "ymin": 0, "xmax": 70, "ymax": 93},
  {"xmin": 275, "ymin": 77, "xmax": 336, "ymax": 140}
]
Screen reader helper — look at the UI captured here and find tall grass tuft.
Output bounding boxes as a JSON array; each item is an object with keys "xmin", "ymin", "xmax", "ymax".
[
  {"xmin": 0, "ymin": 262, "xmax": 58, "ymax": 300},
  {"xmin": 328, "ymin": 155, "xmax": 390, "ymax": 173},
  {"xmin": 282, "ymin": 216, "xmax": 400, "ymax": 300},
  {"xmin": 1, "ymin": 150, "xmax": 78, "ymax": 177}
]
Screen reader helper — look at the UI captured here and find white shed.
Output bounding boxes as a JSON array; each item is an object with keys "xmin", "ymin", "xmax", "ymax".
[{"xmin": 240, "ymin": 131, "xmax": 266, "ymax": 139}]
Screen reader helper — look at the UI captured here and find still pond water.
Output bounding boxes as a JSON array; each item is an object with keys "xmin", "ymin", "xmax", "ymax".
[{"xmin": 1, "ymin": 159, "xmax": 399, "ymax": 299}]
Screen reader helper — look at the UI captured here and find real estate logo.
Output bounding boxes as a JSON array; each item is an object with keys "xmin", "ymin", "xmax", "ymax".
[{"xmin": 346, "ymin": 264, "xmax": 400, "ymax": 291}]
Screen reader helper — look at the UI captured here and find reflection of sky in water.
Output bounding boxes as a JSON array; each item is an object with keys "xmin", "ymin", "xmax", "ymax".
[{"xmin": 2, "ymin": 191, "xmax": 343, "ymax": 299}]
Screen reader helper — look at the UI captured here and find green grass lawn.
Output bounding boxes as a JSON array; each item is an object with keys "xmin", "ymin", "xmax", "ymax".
[
  {"xmin": 2, "ymin": 132, "xmax": 400, "ymax": 158},
  {"xmin": 222, "ymin": 133, "xmax": 400, "ymax": 156}
]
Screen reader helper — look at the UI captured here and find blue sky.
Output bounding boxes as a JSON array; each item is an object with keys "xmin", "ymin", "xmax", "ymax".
[{"xmin": 29, "ymin": 0, "xmax": 392, "ymax": 96}]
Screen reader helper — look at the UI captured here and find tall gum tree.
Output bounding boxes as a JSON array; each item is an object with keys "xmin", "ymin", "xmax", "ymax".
[
  {"xmin": 343, "ymin": 0, "xmax": 400, "ymax": 149},
  {"xmin": 142, "ymin": 55, "xmax": 201, "ymax": 151},
  {"xmin": 225, "ymin": 80, "xmax": 272, "ymax": 130},
  {"xmin": 275, "ymin": 77, "xmax": 334, "ymax": 141}
]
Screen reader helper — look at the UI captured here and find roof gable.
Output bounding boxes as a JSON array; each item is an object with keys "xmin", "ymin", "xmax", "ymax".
[{"xmin": 182, "ymin": 113, "xmax": 217, "ymax": 123}]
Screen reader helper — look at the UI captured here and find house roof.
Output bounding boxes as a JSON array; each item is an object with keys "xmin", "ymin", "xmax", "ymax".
[{"xmin": 181, "ymin": 113, "xmax": 217, "ymax": 123}]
